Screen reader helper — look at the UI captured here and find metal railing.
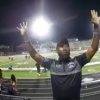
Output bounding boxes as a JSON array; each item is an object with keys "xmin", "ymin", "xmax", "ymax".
[{"xmin": 0, "ymin": 94, "xmax": 31, "ymax": 100}]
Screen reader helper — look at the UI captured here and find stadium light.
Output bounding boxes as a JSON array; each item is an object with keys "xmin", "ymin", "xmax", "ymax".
[{"xmin": 31, "ymin": 16, "xmax": 51, "ymax": 38}]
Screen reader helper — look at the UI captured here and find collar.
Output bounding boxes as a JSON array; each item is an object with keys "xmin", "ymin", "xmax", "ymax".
[{"xmin": 58, "ymin": 56, "xmax": 71, "ymax": 64}]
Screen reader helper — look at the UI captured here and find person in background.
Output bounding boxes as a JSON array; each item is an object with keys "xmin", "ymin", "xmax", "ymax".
[
  {"xmin": 25, "ymin": 55, "xmax": 27, "ymax": 60},
  {"xmin": 7, "ymin": 74, "xmax": 17, "ymax": 95},
  {"xmin": 0, "ymin": 69, "xmax": 3, "ymax": 94},
  {"xmin": 35, "ymin": 63, "xmax": 41, "ymax": 76},
  {"xmin": 8, "ymin": 65, "xmax": 13, "ymax": 70},
  {"xmin": 35, "ymin": 62, "xmax": 47, "ymax": 76}
]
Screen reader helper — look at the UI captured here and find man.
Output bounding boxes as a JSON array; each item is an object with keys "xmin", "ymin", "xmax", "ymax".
[{"xmin": 17, "ymin": 10, "xmax": 100, "ymax": 100}]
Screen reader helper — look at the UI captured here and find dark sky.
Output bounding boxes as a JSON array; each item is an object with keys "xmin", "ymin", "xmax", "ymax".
[{"xmin": 0, "ymin": 0, "xmax": 100, "ymax": 46}]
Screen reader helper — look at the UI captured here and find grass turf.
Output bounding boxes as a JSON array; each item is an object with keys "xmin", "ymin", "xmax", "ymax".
[{"xmin": 0, "ymin": 51, "xmax": 100, "ymax": 79}]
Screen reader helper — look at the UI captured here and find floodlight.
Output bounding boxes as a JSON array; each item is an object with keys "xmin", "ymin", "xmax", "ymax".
[{"xmin": 31, "ymin": 16, "xmax": 51, "ymax": 38}]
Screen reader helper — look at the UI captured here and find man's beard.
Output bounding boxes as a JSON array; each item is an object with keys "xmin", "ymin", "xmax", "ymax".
[{"xmin": 58, "ymin": 54, "xmax": 70, "ymax": 63}]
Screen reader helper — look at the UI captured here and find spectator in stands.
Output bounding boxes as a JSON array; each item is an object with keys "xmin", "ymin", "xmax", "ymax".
[
  {"xmin": 17, "ymin": 10, "xmax": 100, "ymax": 100},
  {"xmin": 7, "ymin": 74, "xmax": 17, "ymax": 95}
]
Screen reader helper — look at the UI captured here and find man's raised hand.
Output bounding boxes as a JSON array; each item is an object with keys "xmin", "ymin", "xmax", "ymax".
[
  {"xmin": 91, "ymin": 10, "xmax": 100, "ymax": 26},
  {"xmin": 17, "ymin": 22, "xmax": 27, "ymax": 36}
]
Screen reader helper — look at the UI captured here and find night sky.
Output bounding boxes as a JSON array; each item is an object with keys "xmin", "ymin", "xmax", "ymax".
[{"xmin": 0, "ymin": 0, "xmax": 100, "ymax": 46}]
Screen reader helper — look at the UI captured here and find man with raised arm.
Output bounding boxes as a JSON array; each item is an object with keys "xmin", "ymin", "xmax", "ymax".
[{"xmin": 17, "ymin": 10, "xmax": 100, "ymax": 100}]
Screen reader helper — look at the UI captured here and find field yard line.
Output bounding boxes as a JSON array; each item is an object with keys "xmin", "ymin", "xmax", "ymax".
[
  {"xmin": 85, "ymin": 61, "xmax": 100, "ymax": 66},
  {"xmin": 14, "ymin": 60, "xmax": 29, "ymax": 67},
  {"xmin": 1, "ymin": 67, "xmax": 44, "ymax": 70}
]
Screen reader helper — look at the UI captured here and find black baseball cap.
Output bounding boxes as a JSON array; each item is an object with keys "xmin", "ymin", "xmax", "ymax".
[{"xmin": 57, "ymin": 38, "xmax": 69, "ymax": 48}]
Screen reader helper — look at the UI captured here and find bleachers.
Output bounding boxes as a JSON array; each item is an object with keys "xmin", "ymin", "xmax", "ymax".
[{"xmin": 1, "ymin": 74, "xmax": 100, "ymax": 100}]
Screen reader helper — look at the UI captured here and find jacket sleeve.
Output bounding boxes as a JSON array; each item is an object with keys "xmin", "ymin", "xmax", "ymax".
[
  {"xmin": 41, "ymin": 58, "xmax": 53, "ymax": 69},
  {"xmin": 75, "ymin": 53, "xmax": 89, "ymax": 68}
]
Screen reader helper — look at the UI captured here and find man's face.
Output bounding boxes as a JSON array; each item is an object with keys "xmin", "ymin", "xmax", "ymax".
[{"xmin": 57, "ymin": 44, "xmax": 70, "ymax": 58}]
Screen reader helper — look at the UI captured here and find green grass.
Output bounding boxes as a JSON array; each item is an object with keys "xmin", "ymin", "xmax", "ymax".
[
  {"xmin": 2, "ymin": 65, "xmax": 100, "ymax": 79},
  {"xmin": 0, "ymin": 55, "xmax": 36, "ymax": 68},
  {"xmin": 0, "ymin": 51, "xmax": 100, "ymax": 79},
  {"xmin": 82, "ymin": 65, "xmax": 100, "ymax": 74},
  {"xmin": 3, "ymin": 70, "xmax": 50, "ymax": 79}
]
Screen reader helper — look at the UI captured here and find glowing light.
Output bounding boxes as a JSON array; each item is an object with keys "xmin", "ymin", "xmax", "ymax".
[{"xmin": 31, "ymin": 16, "xmax": 51, "ymax": 38}]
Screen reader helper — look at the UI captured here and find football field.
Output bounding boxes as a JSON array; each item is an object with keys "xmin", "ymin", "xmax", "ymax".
[{"xmin": 0, "ymin": 51, "xmax": 100, "ymax": 79}]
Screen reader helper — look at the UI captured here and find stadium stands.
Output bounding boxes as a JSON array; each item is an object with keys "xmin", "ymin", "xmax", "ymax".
[{"xmin": 1, "ymin": 73, "xmax": 100, "ymax": 100}]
